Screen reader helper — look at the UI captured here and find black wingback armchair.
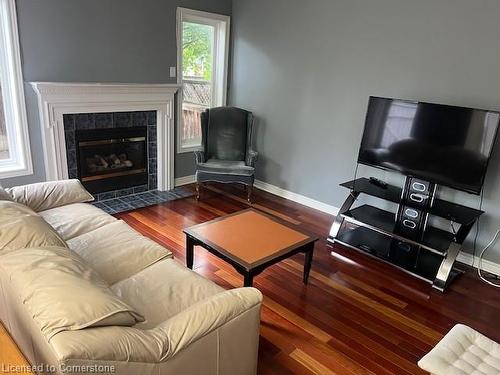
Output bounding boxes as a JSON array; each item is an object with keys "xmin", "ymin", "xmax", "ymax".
[{"xmin": 194, "ymin": 107, "xmax": 258, "ymax": 202}]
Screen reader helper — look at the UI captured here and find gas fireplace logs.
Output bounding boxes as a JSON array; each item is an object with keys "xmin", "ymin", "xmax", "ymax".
[{"xmin": 86, "ymin": 153, "xmax": 133, "ymax": 173}]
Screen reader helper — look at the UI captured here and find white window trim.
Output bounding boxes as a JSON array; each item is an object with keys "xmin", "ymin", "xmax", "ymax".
[
  {"xmin": 0, "ymin": 0, "xmax": 32, "ymax": 178},
  {"xmin": 176, "ymin": 7, "xmax": 230, "ymax": 153}
]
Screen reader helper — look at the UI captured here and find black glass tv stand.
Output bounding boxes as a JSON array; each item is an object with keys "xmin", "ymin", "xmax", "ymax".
[{"xmin": 327, "ymin": 177, "xmax": 483, "ymax": 292}]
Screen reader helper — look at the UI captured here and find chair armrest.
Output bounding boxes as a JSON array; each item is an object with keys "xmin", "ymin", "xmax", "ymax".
[
  {"xmin": 6, "ymin": 179, "xmax": 94, "ymax": 212},
  {"xmin": 194, "ymin": 148, "xmax": 206, "ymax": 165},
  {"xmin": 154, "ymin": 287, "xmax": 262, "ymax": 362},
  {"xmin": 246, "ymin": 150, "xmax": 259, "ymax": 167}
]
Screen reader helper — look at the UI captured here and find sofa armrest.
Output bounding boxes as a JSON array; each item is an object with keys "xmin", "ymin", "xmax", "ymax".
[
  {"xmin": 7, "ymin": 179, "xmax": 94, "ymax": 212},
  {"xmin": 194, "ymin": 148, "xmax": 206, "ymax": 165},
  {"xmin": 154, "ymin": 287, "xmax": 262, "ymax": 362},
  {"xmin": 48, "ymin": 287, "xmax": 262, "ymax": 367},
  {"xmin": 246, "ymin": 150, "xmax": 259, "ymax": 167}
]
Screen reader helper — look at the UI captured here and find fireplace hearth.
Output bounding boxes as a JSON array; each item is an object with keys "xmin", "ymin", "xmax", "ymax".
[
  {"xmin": 64, "ymin": 111, "xmax": 194, "ymax": 214},
  {"xmin": 76, "ymin": 127, "xmax": 148, "ymax": 194}
]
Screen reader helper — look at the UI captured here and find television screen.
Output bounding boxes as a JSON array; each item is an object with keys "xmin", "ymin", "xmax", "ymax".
[{"xmin": 358, "ymin": 96, "xmax": 500, "ymax": 194}]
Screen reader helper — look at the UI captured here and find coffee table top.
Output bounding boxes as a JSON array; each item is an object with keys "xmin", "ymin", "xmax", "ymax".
[{"xmin": 184, "ymin": 209, "xmax": 318, "ymax": 268}]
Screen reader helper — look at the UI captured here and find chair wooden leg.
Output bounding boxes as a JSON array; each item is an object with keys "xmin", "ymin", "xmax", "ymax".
[
  {"xmin": 196, "ymin": 182, "xmax": 201, "ymax": 200},
  {"xmin": 247, "ymin": 184, "xmax": 253, "ymax": 204}
]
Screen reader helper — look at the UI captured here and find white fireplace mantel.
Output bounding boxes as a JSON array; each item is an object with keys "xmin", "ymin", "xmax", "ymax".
[{"xmin": 31, "ymin": 82, "xmax": 180, "ymax": 191}]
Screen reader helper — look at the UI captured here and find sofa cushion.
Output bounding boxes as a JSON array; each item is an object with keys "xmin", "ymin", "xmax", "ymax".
[
  {"xmin": 7, "ymin": 179, "xmax": 94, "ymax": 212},
  {"xmin": 0, "ymin": 246, "xmax": 144, "ymax": 341},
  {"xmin": 197, "ymin": 158, "xmax": 255, "ymax": 176},
  {"xmin": 67, "ymin": 220, "xmax": 173, "ymax": 285},
  {"xmin": 112, "ymin": 259, "xmax": 224, "ymax": 329},
  {"xmin": 0, "ymin": 185, "xmax": 13, "ymax": 201},
  {"xmin": 0, "ymin": 201, "xmax": 67, "ymax": 254},
  {"xmin": 39, "ymin": 203, "xmax": 117, "ymax": 240}
]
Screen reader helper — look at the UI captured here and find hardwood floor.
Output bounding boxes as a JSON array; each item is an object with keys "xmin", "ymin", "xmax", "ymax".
[
  {"xmin": 1, "ymin": 183, "xmax": 499, "ymax": 374},
  {"xmin": 0, "ymin": 323, "xmax": 33, "ymax": 374},
  {"xmin": 115, "ymin": 183, "xmax": 500, "ymax": 375}
]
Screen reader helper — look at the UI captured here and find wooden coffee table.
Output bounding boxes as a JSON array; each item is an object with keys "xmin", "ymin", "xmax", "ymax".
[{"xmin": 184, "ymin": 209, "xmax": 318, "ymax": 287}]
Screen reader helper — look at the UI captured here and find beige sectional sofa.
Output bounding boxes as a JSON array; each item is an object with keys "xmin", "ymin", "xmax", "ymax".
[{"xmin": 0, "ymin": 180, "xmax": 262, "ymax": 375}]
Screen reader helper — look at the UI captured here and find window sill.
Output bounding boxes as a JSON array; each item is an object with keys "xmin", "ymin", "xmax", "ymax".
[
  {"xmin": 0, "ymin": 161, "xmax": 33, "ymax": 179},
  {"xmin": 177, "ymin": 144, "xmax": 202, "ymax": 154}
]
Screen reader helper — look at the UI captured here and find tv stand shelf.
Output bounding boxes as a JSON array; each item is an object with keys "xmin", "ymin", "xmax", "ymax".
[
  {"xmin": 342, "ymin": 205, "xmax": 454, "ymax": 255},
  {"xmin": 329, "ymin": 178, "xmax": 481, "ymax": 291},
  {"xmin": 341, "ymin": 178, "xmax": 483, "ymax": 225},
  {"xmin": 335, "ymin": 227, "xmax": 461, "ymax": 283}
]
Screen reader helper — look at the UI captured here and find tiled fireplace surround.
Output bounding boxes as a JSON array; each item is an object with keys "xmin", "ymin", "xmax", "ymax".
[
  {"xmin": 63, "ymin": 110, "xmax": 157, "ymax": 198},
  {"xmin": 63, "ymin": 110, "xmax": 191, "ymax": 214}
]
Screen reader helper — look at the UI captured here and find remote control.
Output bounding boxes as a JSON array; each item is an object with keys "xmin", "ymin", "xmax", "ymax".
[{"xmin": 369, "ymin": 177, "xmax": 388, "ymax": 189}]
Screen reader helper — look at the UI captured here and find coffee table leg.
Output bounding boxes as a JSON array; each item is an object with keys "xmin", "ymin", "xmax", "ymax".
[
  {"xmin": 186, "ymin": 235, "xmax": 195, "ymax": 269},
  {"xmin": 244, "ymin": 272, "xmax": 254, "ymax": 287},
  {"xmin": 303, "ymin": 244, "xmax": 315, "ymax": 284}
]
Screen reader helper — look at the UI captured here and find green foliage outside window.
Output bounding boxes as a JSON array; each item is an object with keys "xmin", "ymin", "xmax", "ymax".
[{"xmin": 182, "ymin": 22, "xmax": 214, "ymax": 81}]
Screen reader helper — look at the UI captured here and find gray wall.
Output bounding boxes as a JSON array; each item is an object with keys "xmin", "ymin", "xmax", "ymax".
[
  {"xmin": 230, "ymin": 0, "xmax": 500, "ymax": 263},
  {"xmin": 1, "ymin": 0, "xmax": 232, "ymax": 187}
]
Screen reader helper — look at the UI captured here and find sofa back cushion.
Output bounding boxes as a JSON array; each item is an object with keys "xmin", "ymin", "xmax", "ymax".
[
  {"xmin": 0, "ymin": 246, "xmax": 145, "ymax": 340},
  {"xmin": 39, "ymin": 203, "xmax": 117, "ymax": 241},
  {"xmin": 67, "ymin": 220, "xmax": 172, "ymax": 285},
  {"xmin": 7, "ymin": 179, "xmax": 94, "ymax": 212},
  {"xmin": 0, "ymin": 185, "xmax": 13, "ymax": 201},
  {"xmin": 0, "ymin": 201, "xmax": 67, "ymax": 254}
]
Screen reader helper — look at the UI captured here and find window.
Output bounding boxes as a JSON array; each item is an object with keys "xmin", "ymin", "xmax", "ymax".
[
  {"xmin": 177, "ymin": 8, "xmax": 230, "ymax": 152},
  {"xmin": 0, "ymin": 0, "xmax": 31, "ymax": 178},
  {"xmin": 0, "ymin": 85, "xmax": 9, "ymax": 160}
]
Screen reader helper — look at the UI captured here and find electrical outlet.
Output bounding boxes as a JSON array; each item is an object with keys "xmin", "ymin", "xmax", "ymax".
[{"xmin": 169, "ymin": 67, "xmax": 176, "ymax": 78}]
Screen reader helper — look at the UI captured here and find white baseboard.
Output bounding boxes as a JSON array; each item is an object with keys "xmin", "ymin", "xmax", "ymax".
[
  {"xmin": 172, "ymin": 175, "xmax": 339, "ymax": 215},
  {"xmin": 457, "ymin": 252, "xmax": 500, "ymax": 276},
  {"xmin": 174, "ymin": 175, "xmax": 195, "ymax": 187},
  {"xmin": 254, "ymin": 179, "xmax": 339, "ymax": 216}
]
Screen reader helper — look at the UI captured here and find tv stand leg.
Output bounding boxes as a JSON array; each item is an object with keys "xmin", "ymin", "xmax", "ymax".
[
  {"xmin": 433, "ymin": 242, "xmax": 461, "ymax": 292},
  {"xmin": 328, "ymin": 191, "xmax": 359, "ymax": 241},
  {"xmin": 433, "ymin": 220, "xmax": 474, "ymax": 291}
]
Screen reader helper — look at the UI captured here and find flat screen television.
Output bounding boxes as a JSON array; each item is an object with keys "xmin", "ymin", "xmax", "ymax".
[{"xmin": 358, "ymin": 96, "xmax": 500, "ymax": 194}]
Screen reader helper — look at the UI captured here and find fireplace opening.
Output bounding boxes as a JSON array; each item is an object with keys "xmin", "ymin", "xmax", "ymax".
[{"xmin": 76, "ymin": 127, "xmax": 148, "ymax": 194}]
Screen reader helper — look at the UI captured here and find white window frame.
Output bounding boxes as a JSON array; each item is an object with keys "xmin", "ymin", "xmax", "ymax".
[
  {"xmin": 176, "ymin": 7, "xmax": 230, "ymax": 153},
  {"xmin": 0, "ymin": 0, "xmax": 31, "ymax": 178}
]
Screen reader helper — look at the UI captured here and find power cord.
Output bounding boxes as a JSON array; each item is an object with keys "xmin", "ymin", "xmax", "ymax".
[
  {"xmin": 478, "ymin": 228, "xmax": 500, "ymax": 288},
  {"xmin": 472, "ymin": 188, "xmax": 484, "ymax": 268},
  {"xmin": 473, "ymin": 186, "xmax": 500, "ymax": 287}
]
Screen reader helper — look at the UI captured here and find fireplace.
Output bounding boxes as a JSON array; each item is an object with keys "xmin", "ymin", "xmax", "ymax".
[
  {"xmin": 76, "ymin": 127, "xmax": 148, "ymax": 194},
  {"xmin": 31, "ymin": 83, "xmax": 179, "ymax": 195}
]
